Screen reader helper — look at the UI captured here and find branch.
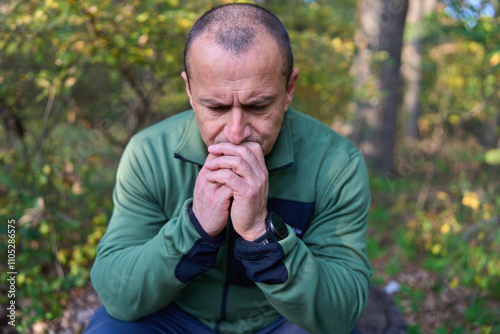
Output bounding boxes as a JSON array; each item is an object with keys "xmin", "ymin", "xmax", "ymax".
[
  {"xmin": 37, "ymin": 85, "xmax": 57, "ymax": 165},
  {"xmin": 34, "ymin": 60, "xmax": 90, "ymax": 164}
]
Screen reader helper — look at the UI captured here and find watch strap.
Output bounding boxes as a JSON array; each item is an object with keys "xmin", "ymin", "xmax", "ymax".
[
  {"xmin": 253, "ymin": 229, "xmax": 278, "ymax": 245},
  {"xmin": 252, "ymin": 212, "xmax": 287, "ymax": 244}
]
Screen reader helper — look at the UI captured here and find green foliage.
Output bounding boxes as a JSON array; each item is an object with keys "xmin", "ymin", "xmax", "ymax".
[
  {"xmin": 407, "ymin": 324, "xmax": 422, "ymax": 334},
  {"xmin": 0, "ymin": 0, "xmax": 359, "ymax": 329},
  {"xmin": 369, "ymin": 146, "xmax": 499, "ymax": 331},
  {"xmin": 0, "ymin": 0, "xmax": 212, "ymax": 328},
  {"xmin": 0, "ymin": 145, "xmax": 113, "ymax": 330},
  {"xmin": 420, "ymin": 7, "xmax": 500, "ymax": 146},
  {"xmin": 464, "ymin": 297, "xmax": 500, "ymax": 333},
  {"xmin": 411, "ymin": 178, "xmax": 499, "ymax": 294},
  {"xmin": 261, "ymin": 0, "xmax": 357, "ymax": 123}
]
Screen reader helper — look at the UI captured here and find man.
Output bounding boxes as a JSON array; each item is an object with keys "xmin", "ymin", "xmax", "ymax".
[{"xmin": 86, "ymin": 3, "xmax": 371, "ymax": 334}]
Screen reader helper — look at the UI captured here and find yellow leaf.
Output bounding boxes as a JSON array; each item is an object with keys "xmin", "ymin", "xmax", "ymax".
[
  {"xmin": 42, "ymin": 165, "xmax": 51, "ymax": 175},
  {"xmin": 448, "ymin": 114, "xmax": 460, "ymax": 125},
  {"xmin": 418, "ymin": 117, "xmax": 430, "ymax": 136},
  {"xmin": 72, "ymin": 41, "xmax": 86, "ymax": 52},
  {"xmin": 440, "ymin": 223, "xmax": 450, "ymax": 234},
  {"xmin": 468, "ymin": 41, "xmax": 482, "ymax": 53},
  {"xmin": 432, "ymin": 243, "xmax": 442, "ymax": 255},
  {"xmin": 449, "ymin": 76, "xmax": 465, "ymax": 88},
  {"xmin": 462, "ymin": 192, "xmax": 479, "ymax": 210},
  {"xmin": 45, "ymin": 0, "xmax": 59, "ymax": 9},
  {"xmin": 18, "ymin": 273, "xmax": 26, "ymax": 286},
  {"xmin": 65, "ymin": 77, "xmax": 76, "ymax": 88},
  {"xmin": 166, "ymin": 0, "xmax": 179, "ymax": 6},
  {"xmin": 137, "ymin": 12, "xmax": 149, "ymax": 23},
  {"xmin": 39, "ymin": 221, "xmax": 50, "ymax": 235},
  {"xmin": 436, "ymin": 191, "xmax": 448, "ymax": 200},
  {"xmin": 490, "ymin": 52, "xmax": 500, "ymax": 67},
  {"xmin": 177, "ymin": 18, "xmax": 193, "ymax": 30},
  {"xmin": 57, "ymin": 250, "xmax": 69, "ymax": 264},
  {"xmin": 331, "ymin": 37, "xmax": 342, "ymax": 52},
  {"xmin": 449, "ymin": 277, "xmax": 459, "ymax": 289}
]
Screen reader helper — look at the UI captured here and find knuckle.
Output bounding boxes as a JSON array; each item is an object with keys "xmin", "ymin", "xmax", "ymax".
[
  {"xmin": 235, "ymin": 156, "xmax": 245, "ymax": 166},
  {"xmin": 240, "ymin": 145, "xmax": 253, "ymax": 156},
  {"xmin": 247, "ymin": 188, "xmax": 258, "ymax": 198},
  {"xmin": 226, "ymin": 171, "xmax": 238, "ymax": 181}
]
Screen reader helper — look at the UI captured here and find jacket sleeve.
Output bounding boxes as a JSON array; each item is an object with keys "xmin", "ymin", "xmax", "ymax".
[
  {"xmin": 235, "ymin": 151, "xmax": 372, "ymax": 334},
  {"xmin": 90, "ymin": 138, "xmax": 224, "ymax": 321}
]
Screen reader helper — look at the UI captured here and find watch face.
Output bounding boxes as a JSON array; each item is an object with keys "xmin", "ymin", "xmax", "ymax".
[{"xmin": 270, "ymin": 212, "xmax": 288, "ymax": 239}]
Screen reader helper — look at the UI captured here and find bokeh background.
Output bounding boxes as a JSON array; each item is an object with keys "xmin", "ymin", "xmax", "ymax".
[{"xmin": 0, "ymin": 0, "xmax": 499, "ymax": 333}]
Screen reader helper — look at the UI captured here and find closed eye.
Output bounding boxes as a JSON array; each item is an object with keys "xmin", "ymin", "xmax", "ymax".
[
  {"xmin": 246, "ymin": 105, "xmax": 268, "ymax": 112},
  {"xmin": 207, "ymin": 106, "xmax": 228, "ymax": 112}
]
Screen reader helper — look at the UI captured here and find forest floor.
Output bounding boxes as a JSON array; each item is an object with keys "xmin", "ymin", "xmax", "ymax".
[
  {"xmin": 370, "ymin": 249, "xmax": 500, "ymax": 333},
  {"xmin": 22, "ymin": 257, "xmax": 499, "ymax": 334}
]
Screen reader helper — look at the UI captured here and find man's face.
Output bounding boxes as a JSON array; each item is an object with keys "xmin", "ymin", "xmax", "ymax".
[{"xmin": 182, "ymin": 34, "xmax": 298, "ymax": 156}]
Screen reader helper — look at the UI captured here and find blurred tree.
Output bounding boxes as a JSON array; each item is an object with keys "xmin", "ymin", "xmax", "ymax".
[
  {"xmin": 401, "ymin": 0, "xmax": 437, "ymax": 140},
  {"xmin": 351, "ymin": 0, "xmax": 409, "ymax": 175}
]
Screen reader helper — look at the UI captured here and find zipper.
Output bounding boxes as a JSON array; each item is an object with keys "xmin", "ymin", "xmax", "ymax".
[{"xmin": 215, "ymin": 218, "xmax": 234, "ymax": 333}]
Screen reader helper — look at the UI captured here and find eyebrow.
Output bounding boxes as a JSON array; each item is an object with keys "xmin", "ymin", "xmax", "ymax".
[
  {"xmin": 198, "ymin": 95, "xmax": 276, "ymax": 107},
  {"xmin": 199, "ymin": 98, "xmax": 226, "ymax": 106},
  {"xmin": 245, "ymin": 95, "xmax": 276, "ymax": 106}
]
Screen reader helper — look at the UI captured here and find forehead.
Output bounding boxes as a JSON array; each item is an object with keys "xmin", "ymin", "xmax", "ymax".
[
  {"xmin": 189, "ymin": 38, "xmax": 286, "ymax": 104},
  {"xmin": 188, "ymin": 33, "xmax": 284, "ymax": 79}
]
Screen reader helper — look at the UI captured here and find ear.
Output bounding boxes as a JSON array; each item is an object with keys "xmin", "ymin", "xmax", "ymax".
[
  {"xmin": 181, "ymin": 71, "xmax": 193, "ymax": 106},
  {"xmin": 284, "ymin": 68, "xmax": 299, "ymax": 111}
]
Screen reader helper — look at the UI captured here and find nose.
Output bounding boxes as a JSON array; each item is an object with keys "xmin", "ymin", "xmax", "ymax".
[{"xmin": 226, "ymin": 108, "xmax": 251, "ymax": 145}]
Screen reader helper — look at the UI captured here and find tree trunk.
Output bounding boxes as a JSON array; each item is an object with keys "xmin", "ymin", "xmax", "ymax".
[
  {"xmin": 401, "ymin": 0, "xmax": 437, "ymax": 140},
  {"xmin": 351, "ymin": 0, "xmax": 409, "ymax": 175},
  {"xmin": 1, "ymin": 105, "xmax": 25, "ymax": 150}
]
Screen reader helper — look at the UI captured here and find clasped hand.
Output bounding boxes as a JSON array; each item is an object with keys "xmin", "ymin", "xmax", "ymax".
[{"xmin": 192, "ymin": 142, "xmax": 268, "ymax": 241}]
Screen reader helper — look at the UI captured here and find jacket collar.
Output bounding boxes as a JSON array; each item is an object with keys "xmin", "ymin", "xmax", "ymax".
[{"xmin": 174, "ymin": 109, "xmax": 294, "ymax": 171}]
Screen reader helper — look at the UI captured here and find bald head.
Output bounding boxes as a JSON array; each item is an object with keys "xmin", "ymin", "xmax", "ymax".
[{"xmin": 183, "ymin": 3, "xmax": 293, "ymax": 84}]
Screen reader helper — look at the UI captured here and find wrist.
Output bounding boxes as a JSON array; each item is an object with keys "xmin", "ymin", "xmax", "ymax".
[
  {"xmin": 239, "ymin": 223, "xmax": 267, "ymax": 241},
  {"xmin": 252, "ymin": 212, "xmax": 288, "ymax": 245},
  {"xmin": 189, "ymin": 204, "xmax": 225, "ymax": 237}
]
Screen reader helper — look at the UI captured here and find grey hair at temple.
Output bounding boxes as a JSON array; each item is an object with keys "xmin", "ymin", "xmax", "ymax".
[{"xmin": 183, "ymin": 3, "xmax": 294, "ymax": 86}]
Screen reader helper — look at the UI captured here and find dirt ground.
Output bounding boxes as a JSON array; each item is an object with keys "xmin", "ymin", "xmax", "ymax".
[{"xmin": 8, "ymin": 258, "xmax": 500, "ymax": 333}]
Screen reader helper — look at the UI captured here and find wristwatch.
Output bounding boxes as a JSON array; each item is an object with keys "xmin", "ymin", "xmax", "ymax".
[{"xmin": 253, "ymin": 212, "xmax": 288, "ymax": 245}]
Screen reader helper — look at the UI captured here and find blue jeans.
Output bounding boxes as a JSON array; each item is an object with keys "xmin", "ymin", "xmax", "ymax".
[{"xmin": 85, "ymin": 303, "xmax": 362, "ymax": 334}]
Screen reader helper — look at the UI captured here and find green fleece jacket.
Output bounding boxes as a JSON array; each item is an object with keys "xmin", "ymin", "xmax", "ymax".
[{"xmin": 90, "ymin": 108, "xmax": 372, "ymax": 334}]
